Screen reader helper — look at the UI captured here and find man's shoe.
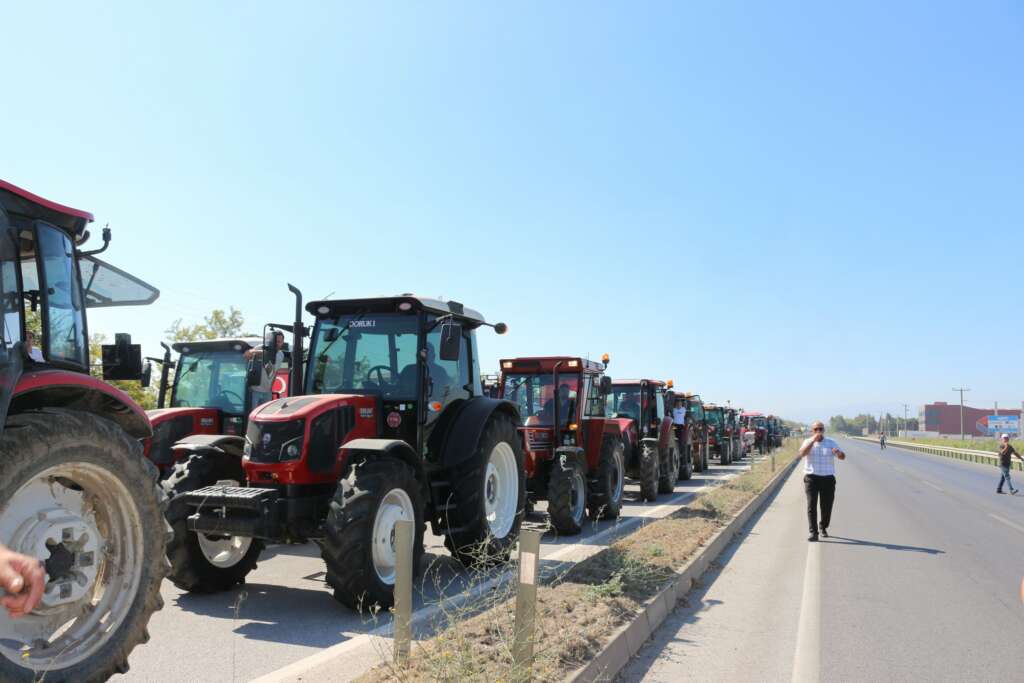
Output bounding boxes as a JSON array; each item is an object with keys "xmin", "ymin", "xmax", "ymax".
[
  {"xmin": 819, "ymin": 524, "xmax": 829, "ymax": 538},
  {"xmin": 1012, "ymin": 489, "xmax": 1019, "ymax": 496},
  {"xmin": 997, "ymin": 490, "xmax": 1005, "ymax": 494},
  {"xmin": 808, "ymin": 533, "xmax": 819, "ymax": 542}
]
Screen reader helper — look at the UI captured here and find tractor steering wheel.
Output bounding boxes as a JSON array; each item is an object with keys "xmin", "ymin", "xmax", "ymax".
[
  {"xmin": 365, "ymin": 365, "xmax": 392, "ymax": 388},
  {"xmin": 220, "ymin": 389, "xmax": 244, "ymax": 405}
]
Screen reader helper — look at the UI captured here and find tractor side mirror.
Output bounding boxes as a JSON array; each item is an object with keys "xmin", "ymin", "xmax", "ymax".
[
  {"xmin": 438, "ymin": 323, "xmax": 462, "ymax": 361},
  {"xmin": 246, "ymin": 355, "xmax": 263, "ymax": 387},
  {"xmin": 101, "ymin": 333, "xmax": 144, "ymax": 381},
  {"xmin": 599, "ymin": 375, "xmax": 612, "ymax": 394},
  {"xmin": 140, "ymin": 361, "xmax": 152, "ymax": 388}
]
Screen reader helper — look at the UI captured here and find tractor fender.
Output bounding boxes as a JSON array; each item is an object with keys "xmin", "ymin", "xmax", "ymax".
[
  {"xmin": 341, "ymin": 438, "xmax": 425, "ymax": 483},
  {"xmin": 172, "ymin": 434, "xmax": 246, "ymax": 459},
  {"xmin": 640, "ymin": 437, "xmax": 660, "ymax": 453},
  {"xmin": 554, "ymin": 446, "xmax": 587, "ymax": 474},
  {"xmin": 10, "ymin": 369, "xmax": 151, "ymax": 439},
  {"xmin": 437, "ymin": 397, "xmax": 521, "ymax": 471}
]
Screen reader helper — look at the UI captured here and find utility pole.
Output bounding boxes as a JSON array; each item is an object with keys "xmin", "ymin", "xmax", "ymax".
[
  {"xmin": 902, "ymin": 404, "xmax": 910, "ymax": 439},
  {"xmin": 953, "ymin": 387, "xmax": 970, "ymax": 440}
]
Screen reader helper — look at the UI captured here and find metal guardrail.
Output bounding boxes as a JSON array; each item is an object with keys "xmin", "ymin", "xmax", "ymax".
[{"xmin": 850, "ymin": 436, "xmax": 1023, "ymax": 471}]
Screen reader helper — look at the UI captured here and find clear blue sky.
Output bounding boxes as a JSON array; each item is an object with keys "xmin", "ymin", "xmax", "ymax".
[{"xmin": 3, "ymin": 1, "xmax": 1022, "ymax": 422}]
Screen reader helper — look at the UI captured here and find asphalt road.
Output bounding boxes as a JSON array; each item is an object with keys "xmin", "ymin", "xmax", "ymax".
[
  {"xmin": 621, "ymin": 437, "xmax": 1024, "ymax": 682},
  {"xmin": 116, "ymin": 452, "xmax": 759, "ymax": 682}
]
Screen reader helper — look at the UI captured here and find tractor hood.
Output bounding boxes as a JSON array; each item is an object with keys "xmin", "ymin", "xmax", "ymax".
[{"xmin": 251, "ymin": 394, "xmax": 377, "ymax": 422}]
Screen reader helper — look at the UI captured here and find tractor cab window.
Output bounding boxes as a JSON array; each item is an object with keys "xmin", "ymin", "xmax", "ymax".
[
  {"xmin": 706, "ymin": 410, "xmax": 723, "ymax": 427},
  {"xmin": 18, "ymin": 224, "xmax": 87, "ymax": 368},
  {"xmin": 688, "ymin": 401, "xmax": 705, "ymax": 422},
  {"xmin": 502, "ymin": 373, "xmax": 578, "ymax": 428},
  {"xmin": 654, "ymin": 389, "xmax": 665, "ymax": 420},
  {"xmin": 584, "ymin": 375, "xmax": 607, "ymax": 418},
  {"xmin": 308, "ymin": 313, "xmax": 418, "ymax": 400},
  {"xmin": 608, "ymin": 386, "xmax": 642, "ymax": 422},
  {"xmin": 172, "ymin": 350, "xmax": 249, "ymax": 414},
  {"xmin": 0, "ymin": 230, "xmax": 19, "ymax": 350},
  {"xmin": 425, "ymin": 321, "xmax": 469, "ymax": 406}
]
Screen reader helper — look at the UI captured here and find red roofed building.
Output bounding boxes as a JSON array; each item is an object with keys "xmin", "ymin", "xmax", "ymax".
[{"xmin": 922, "ymin": 402, "xmax": 1022, "ymax": 436}]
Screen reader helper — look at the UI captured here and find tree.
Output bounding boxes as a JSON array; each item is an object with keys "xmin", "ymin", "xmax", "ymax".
[{"xmin": 166, "ymin": 307, "xmax": 250, "ymax": 343}]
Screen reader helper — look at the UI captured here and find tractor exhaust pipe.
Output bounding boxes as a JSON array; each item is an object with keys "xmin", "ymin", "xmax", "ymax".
[
  {"xmin": 158, "ymin": 342, "xmax": 172, "ymax": 408},
  {"xmin": 288, "ymin": 283, "xmax": 304, "ymax": 396}
]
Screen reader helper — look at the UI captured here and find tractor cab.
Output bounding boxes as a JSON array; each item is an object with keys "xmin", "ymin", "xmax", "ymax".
[
  {"xmin": 0, "ymin": 179, "xmax": 158, "ymax": 427},
  {"xmin": 497, "ymin": 355, "xmax": 622, "ymax": 532},
  {"xmin": 608, "ymin": 379, "xmax": 678, "ymax": 501},
  {"xmin": 144, "ymin": 336, "xmax": 294, "ymax": 475},
  {"xmin": 741, "ymin": 411, "xmax": 769, "ymax": 453}
]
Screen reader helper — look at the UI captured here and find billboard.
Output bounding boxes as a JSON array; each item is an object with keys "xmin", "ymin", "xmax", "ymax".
[{"xmin": 976, "ymin": 414, "xmax": 1020, "ymax": 436}]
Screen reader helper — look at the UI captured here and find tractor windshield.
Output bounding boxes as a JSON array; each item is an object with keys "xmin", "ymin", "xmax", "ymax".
[
  {"xmin": 706, "ymin": 410, "xmax": 723, "ymax": 426},
  {"xmin": 607, "ymin": 385, "xmax": 642, "ymax": 422},
  {"xmin": 501, "ymin": 373, "xmax": 579, "ymax": 428},
  {"xmin": 307, "ymin": 313, "xmax": 419, "ymax": 400},
  {"xmin": 172, "ymin": 350, "xmax": 249, "ymax": 414},
  {"xmin": 689, "ymin": 401, "xmax": 705, "ymax": 421}
]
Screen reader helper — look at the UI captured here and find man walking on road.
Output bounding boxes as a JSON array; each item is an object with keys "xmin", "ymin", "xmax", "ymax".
[
  {"xmin": 996, "ymin": 434, "xmax": 1022, "ymax": 495},
  {"xmin": 799, "ymin": 421, "xmax": 846, "ymax": 541}
]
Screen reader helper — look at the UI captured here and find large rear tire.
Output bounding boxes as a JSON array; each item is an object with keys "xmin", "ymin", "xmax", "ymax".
[
  {"xmin": 319, "ymin": 458, "xmax": 424, "ymax": 611},
  {"xmin": 658, "ymin": 443, "xmax": 679, "ymax": 494},
  {"xmin": 442, "ymin": 411, "xmax": 525, "ymax": 567},
  {"xmin": 0, "ymin": 409, "xmax": 168, "ymax": 682},
  {"xmin": 638, "ymin": 442, "xmax": 659, "ymax": 502},
  {"xmin": 547, "ymin": 459, "xmax": 586, "ymax": 535},
  {"xmin": 588, "ymin": 438, "xmax": 625, "ymax": 520},
  {"xmin": 719, "ymin": 440, "xmax": 730, "ymax": 466},
  {"xmin": 163, "ymin": 451, "xmax": 264, "ymax": 593}
]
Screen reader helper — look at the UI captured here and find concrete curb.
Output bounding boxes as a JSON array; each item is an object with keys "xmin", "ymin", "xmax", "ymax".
[{"xmin": 565, "ymin": 454, "xmax": 801, "ymax": 683}]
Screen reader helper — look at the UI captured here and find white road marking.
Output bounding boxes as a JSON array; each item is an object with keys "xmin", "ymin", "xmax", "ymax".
[
  {"xmin": 989, "ymin": 513, "xmax": 1024, "ymax": 535},
  {"xmin": 791, "ymin": 540, "xmax": 821, "ymax": 683},
  {"xmin": 922, "ymin": 480, "xmax": 945, "ymax": 492}
]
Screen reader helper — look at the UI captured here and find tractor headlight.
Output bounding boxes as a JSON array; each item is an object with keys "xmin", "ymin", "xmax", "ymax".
[{"xmin": 281, "ymin": 437, "xmax": 303, "ymax": 461}]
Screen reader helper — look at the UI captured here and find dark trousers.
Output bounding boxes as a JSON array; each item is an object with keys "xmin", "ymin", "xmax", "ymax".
[{"xmin": 804, "ymin": 474, "xmax": 836, "ymax": 534}]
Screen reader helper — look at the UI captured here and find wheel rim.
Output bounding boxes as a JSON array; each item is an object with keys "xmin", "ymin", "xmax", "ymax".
[
  {"xmin": 484, "ymin": 442, "xmax": 518, "ymax": 540},
  {"xmin": 371, "ymin": 488, "xmax": 415, "ymax": 585},
  {"xmin": 570, "ymin": 468, "xmax": 586, "ymax": 523},
  {"xmin": 611, "ymin": 448, "xmax": 625, "ymax": 503},
  {"xmin": 0, "ymin": 462, "xmax": 144, "ymax": 670},
  {"xmin": 370, "ymin": 489, "xmax": 413, "ymax": 585},
  {"xmin": 197, "ymin": 534, "xmax": 254, "ymax": 568}
]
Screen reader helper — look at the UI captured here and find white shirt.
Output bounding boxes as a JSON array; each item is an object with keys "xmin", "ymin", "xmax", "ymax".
[
  {"xmin": 802, "ymin": 436, "xmax": 839, "ymax": 475},
  {"xmin": 672, "ymin": 407, "xmax": 686, "ymax": 425},
  {"xmin": 254, "ymin": 349, "xmax": 285, "ymax": 393}
]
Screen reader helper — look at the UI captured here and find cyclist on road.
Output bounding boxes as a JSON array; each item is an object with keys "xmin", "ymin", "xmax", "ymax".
[{"xmin": 879, "ymin": 432, "xmax": 886, "ymax": 450}]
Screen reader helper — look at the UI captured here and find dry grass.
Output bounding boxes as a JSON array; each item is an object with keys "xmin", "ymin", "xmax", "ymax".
[{"xmin": 358, "ymin": 441, "xmax": 800, "ymax": 683}]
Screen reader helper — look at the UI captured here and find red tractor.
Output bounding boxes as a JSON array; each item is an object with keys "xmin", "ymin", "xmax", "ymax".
[
  {"xmin": 0, "ymin": 180, "xmax": 166, "ymax": 681},
  {"xmin": 704, "ymin": 403, "xmax": 737, "ymax": 465},
  {"xmin": 498, "ymin": 355, "xmax": 625, "ymax": 534},
  {"xmin": 167, "ymin": 290, "xmax": 525, "ymax": 610},
  {"xmin": 741, "ymin": 411, "xmax": 769, "ymax": 454},
  {"xmin": 607, "ymin": 379, "xmax": 679, "ymax": 501},
  {"xmin": 669, "ymin": 391, "xmax": 710, "ymax": 475},
  {"xmin": 144, "ymin": 333, "xmax": 293, "ymax": 478}
]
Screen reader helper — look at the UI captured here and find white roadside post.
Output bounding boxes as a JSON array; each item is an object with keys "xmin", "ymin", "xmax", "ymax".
[
  {"xmin": 393, "ymin": 519, "xmax": 414, "ymax": 666},
  {"xmin": 512, "ymin": 529, "xmax": 542, "ymax": 680}
]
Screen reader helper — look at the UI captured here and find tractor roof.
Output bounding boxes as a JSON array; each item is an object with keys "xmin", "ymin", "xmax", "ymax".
[
  {"xmin": 307, "ymin": 294, "xmax": 487, "ymax": 327},
  {"xmin": 500, "ymin": 356, "xmax": 606, "ymax": 373},
  {"xmin": 612, "ymin": 379, "xmax": 666, "ymax": 388},
  {"xmin": 172, "ymin": 337, "xmax": 262, "ymax": 354},
  {"xmin": 0, "ymin": 179, "xmax": 93, "ymax": 236},
  {"xmin": 741, "ymin": 411, "xmax": 764, "ymax": 417}
]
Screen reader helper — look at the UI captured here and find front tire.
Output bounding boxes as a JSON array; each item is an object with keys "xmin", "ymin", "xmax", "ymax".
[
  {"xmin": 678, "ymin": 440, "xmax": 694, "ymax": 481},
  {"xmin": 547, "ymin": 458, "xmax": 586, "ymax": 535},
  {"xmin": 442, "ymin": 411, "xmax": 525, "ymax": 567},
  {"xmin": 638, "ymin": 442, "xmax": 659, "ymax": 502},
  {"xmin": 163, "ymin": 451, "xmax": 264, "ymax": 593},
  {"xmin": 658, "ymin": 443, "xmax": 679, "ymax": 494},
  {"xmin": 0, "ymin": 410, "xmax": 168, "ymax": 682},
  {"xmin": 589, "ymin": 438, "xmax": 625, "ymax": 520},
  {"xmin": 719, "ymin": 440, "xmax": 731, "ymax": 466},
  {"xmin": 320, "ymin": 458, "xmax": 425, "ymax": 611}
]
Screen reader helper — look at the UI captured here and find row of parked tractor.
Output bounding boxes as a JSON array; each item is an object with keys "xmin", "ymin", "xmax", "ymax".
[{"xmin": 0, "ymin": 180, "xmax": 787, "ymax": 681}]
